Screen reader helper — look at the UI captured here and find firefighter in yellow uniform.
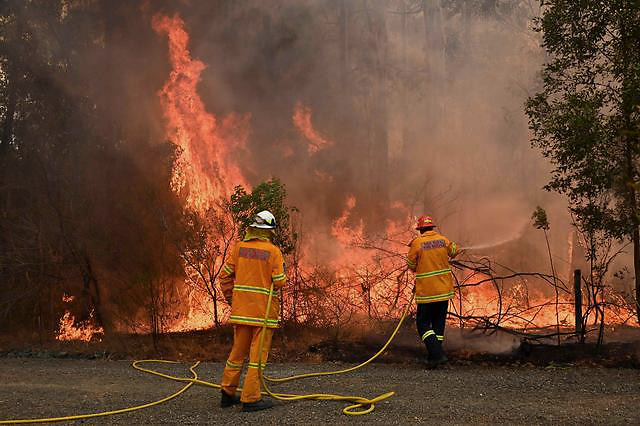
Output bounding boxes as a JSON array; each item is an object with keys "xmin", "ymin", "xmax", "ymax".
[
  {"xmin": 218, "ymin": 210, "xmax": 286, "ymax": 412},
  {"xmin": 407, "ymin": 215, "xmax": 460, "ymax": 368}
]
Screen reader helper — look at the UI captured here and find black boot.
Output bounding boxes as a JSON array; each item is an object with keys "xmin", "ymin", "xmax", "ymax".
[
  {"xmin": 242, "ymin": 399, "xmax": 274, "ymax": 412},
  {"xmin": 426, "ymin": 354, "xmax": 448, "ymax": 370},
  {"xmin": 220, "ymin": 390, "xmax": 241, "ymax": 408}
]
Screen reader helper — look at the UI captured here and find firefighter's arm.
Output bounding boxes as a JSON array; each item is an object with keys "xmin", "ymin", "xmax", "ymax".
[
  {"xmin": 271, "ymin": 248, "xmax": 287, "ymax": 289},
  {"xmin": 219, "ymin": 245, "xmax": 237, "ymax": 304},
  {"xmin": 446, "ymin": 238, "xmax": 461, "ymax": 258},
  {"xmin": 406, "ymin": 239, "xmax": 418, "ymax": 272}
]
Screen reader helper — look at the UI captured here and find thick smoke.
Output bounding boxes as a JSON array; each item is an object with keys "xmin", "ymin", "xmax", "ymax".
[
  {"xmin": 3, "ymin": 1, "xmax": 635, "ymax": 337},
  {"xmin": 143, "ymin": 1, "xmax": 573, "ymax": 273}
]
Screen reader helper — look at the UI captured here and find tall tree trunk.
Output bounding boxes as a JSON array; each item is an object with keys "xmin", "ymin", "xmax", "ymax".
[
  {"xmin": 625, "ymin": 119, "xmax": 640, "ymax": 327},
  {"xmin": 620, "ymin": 17, "xmax": 640, "ymax": 325},
  {"xmin": 461, "ymin": 0, "xmax": 470, "ymax": 46},
  {"xmin": 627, "ymin": 149, "xmax": 640, "ymax": 325},
  {"xmin": 339, "ymin": 0, "xmax": 347, "ymax": 92},
  {"xmin": 633, "ymin": 227, "xmax": 640, "ymax": 324},
  {"xmin": 211, "ymin": 282, "xmax": 220, "ymax": 327},
  {"xmin": 400, "ymin": 0, "xmax": 409, "ymax": 159},
  {"xmin": 421, "ymin": 0, "xmax": 446, "ymax": 127},
  {"xmin": 81, "ymin": 257, "xmax": 104, "ymax": 328},
  {"xmin": 365, "ymin": 1, "xmax": 389, "ymax": 217},
  {"xmin": 1, "ymin": 87, "xmax": 16, "ymax": 154},
  {"xmin": 102, "ymin": 0, "xmax": 119, "ymax": 142},
  {"xmin": 543, "ymin": 230, "xmax": 561, "ymax": 344},
  {"xmin": 1, "ymin": 7, "xmax": 22, "ymax": 157},
  {"xmin": 335, "ymin": 0, "xmax": 352, "ymax": 146}
]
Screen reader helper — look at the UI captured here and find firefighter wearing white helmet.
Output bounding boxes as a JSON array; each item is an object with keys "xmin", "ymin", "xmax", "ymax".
[
  {"xmin": 218, "ymin": 209, "xmax": 286, "ymax": 412},
  {"xmin": 250, "ymin": 210, "xmax": 277, "ymax": 229}
]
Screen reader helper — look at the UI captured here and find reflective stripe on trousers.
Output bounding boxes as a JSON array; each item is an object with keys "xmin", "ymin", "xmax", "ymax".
[
  {"xmin": 229, "ymin": 315, "xmax": 279, "ymax": 327},
  {"xmin": 416, "ymin": 300, "xmax": 448, "ymax": 359},
  {"xmin": 221, "ymin": 325, "xmax": 274, "ymax": 403},
  {"xmin": 421, "ymin": 330, "xmax": 435, "ymax": 341},
  {"xmin": 421, "ymin": 330, "xmax": 444, "ymax": 342}
]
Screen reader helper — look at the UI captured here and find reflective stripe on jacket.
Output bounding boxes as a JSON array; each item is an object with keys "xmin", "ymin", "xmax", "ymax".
[
  {"xmin": 219, "ymin": 238, "xmax": 286, "ymax": 328},
  {"xmin": 407, "ymin": 230, "xmax": 458, "ymax": 304}
]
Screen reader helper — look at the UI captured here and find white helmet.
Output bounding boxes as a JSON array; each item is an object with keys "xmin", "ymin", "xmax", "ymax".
[{"xmin": 250, "ymin": 210, "xmax": 277, "ymax": 229}]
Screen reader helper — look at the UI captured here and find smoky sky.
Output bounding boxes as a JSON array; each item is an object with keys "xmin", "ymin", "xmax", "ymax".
[{"xmin": 140, "ymin": 1, "xmax": 576, "ymax": 273}]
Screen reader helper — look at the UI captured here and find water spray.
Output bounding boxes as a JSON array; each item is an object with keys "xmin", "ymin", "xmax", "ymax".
[{"xmin": 461, "ymin": 226, "xmax": 526, "ymax": 251}]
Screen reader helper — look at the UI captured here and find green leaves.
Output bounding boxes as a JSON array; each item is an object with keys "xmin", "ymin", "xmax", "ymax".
[
  {"xmin": 526, "ymin": 0, "xmax": 640, "ymax": 241},
  {"xmin": 229, "ymin": 178, "xmax": 297, "ymax": 254},
  {"xmin": 532, "ymin": 206, "xmax": 550, "ymax": 231}
]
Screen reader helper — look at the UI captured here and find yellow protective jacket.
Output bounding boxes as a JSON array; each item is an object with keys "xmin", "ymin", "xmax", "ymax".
[
  {"xmin": 219, "ymin": 236, "xmax": 286, "ymax": 328},
  {"xmin": 407, "ymin": 230, "xmax": 459, "ymax": 304}
]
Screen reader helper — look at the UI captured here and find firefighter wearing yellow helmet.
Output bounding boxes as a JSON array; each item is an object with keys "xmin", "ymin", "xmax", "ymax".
[
  {"xmin": 407, "ymin": 215, "xmax": 461, "ymax": 368},
  {"xmin": 218, "ymin": 210, "xmax": 286, "ymax": 411}
]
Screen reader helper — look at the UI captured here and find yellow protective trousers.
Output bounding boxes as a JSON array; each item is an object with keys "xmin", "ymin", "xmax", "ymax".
[{"xmin": 221, "ymin": 324, "xmax": 274, "ymax": 403}]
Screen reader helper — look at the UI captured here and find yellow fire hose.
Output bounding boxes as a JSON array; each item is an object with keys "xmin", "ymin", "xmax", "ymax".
[
  {"xmin": 256, "ymin": 284, "xmax": 412, "ymax": 415},
  {"xmin": 0, "ymin": 288, "xmax": 414, "ymax": 423}
]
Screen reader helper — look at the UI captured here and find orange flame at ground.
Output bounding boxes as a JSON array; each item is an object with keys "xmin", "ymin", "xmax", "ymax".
[
  {"xmin": 293, "ymin": 102, "xmax": 333, "ymax": 154},
  {"xmin": 329, "ymin": 196, "xmax": 413, "ymax": 311},
  {"xmin": 56, "ymin": 310, "xmax": 104, "ymax": 342},
  {"xmin": 152, "ymin": 14, "xmax": 248, "ymax": 211},
  {"xmin": 454, "ymin": 269, "xmax": 635, "ymax": 329}
]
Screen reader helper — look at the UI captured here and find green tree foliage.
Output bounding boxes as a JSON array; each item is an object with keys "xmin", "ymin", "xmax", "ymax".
[
  {"xmin": 230, "ymin": 178, "xmax": 297, "ymax": 255},
  {"xmin": 532, "ymin": 206, "xmax": 550, "ymax": 231},
  {"xmin": 525, "ymin": 0, "xmax": 640, "ymax": 322}
]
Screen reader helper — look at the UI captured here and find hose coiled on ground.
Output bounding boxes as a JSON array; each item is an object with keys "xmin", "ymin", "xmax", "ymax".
[{"xmin": 0, "ymin": 288, "xmax": 414, "ymax": 423}]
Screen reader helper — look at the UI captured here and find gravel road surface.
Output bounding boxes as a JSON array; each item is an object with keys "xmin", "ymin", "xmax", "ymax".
[{"xmin": 1, "ymin": 358, "xmax": 639, "ymax": 425}]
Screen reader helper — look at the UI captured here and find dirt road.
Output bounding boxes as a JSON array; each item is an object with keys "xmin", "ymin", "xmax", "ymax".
[{"xmin": 1, "ymin": 358, "xmax": 638, "ymax": 425}]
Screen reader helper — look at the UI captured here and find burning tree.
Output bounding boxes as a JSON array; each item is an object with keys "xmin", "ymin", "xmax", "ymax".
[{"xmin": 176, "ymin": 206, "xmax": 237, "ymax": 328}]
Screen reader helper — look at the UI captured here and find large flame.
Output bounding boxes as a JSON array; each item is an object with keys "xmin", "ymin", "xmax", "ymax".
[
  {"xmin": 152, "ymin": 14, "xmax": 251, "ymax": 331},
  {"xmin": 152, "ymin": 14, "xmax": 248, "ymax": 211}
]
